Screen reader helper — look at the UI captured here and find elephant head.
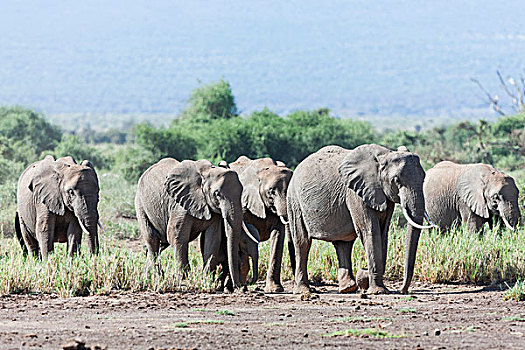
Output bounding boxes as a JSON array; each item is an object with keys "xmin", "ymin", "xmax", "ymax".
[
  {"xmin": 165, "ymin": 160, "xmax": 244, "ymax": 287},
  {"xmin": 457, "ymin": 165, "xmax": 521, "ymax": 230},
  {"xmin": 29, "ymin": 155, "xmax": 100, "ymax": 253},
  {"xmin": 238, "ymin": 159, "xmax": 293, "ymax": 223},
  {"xmin": 338, "ymin": 144, "xmax": 430, "ymax": 293}
]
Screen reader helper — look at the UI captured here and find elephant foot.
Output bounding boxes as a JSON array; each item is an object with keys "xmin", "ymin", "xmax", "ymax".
[
  {"xmin": 356, "ymin": 268, "xmax": 369, "ymax": 291},
  {"xmin": 293, "ymin": 283, "xmax": 311, "ymax": 295},
  {"xmin": 264, "ymin": 280, "xmax": 284, "ymax": 293},
  {"xmin": 367, "ymin": 285, "xmax": 390, "ymax": 295},
  {"xmin": 338, "ymin": 280, "xmax": 358, "ymax": 294}
]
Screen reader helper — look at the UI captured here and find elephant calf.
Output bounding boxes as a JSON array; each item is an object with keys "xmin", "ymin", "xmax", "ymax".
[
  {"xmin": 15, "ymin": 155, "xmax": 100, "ymax": 259},
  {"xmin": 424, "ymin": 161, "xmax": 521, "ymax": 233},
  {"xmin": 200, "ymin": 222, "xmax": 259, "ymax": 291}
]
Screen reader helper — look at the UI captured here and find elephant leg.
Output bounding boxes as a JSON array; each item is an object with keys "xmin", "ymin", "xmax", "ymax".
[
  {"xmin": 66, "ymin": 221, "xmax": 82, "ymax": 256},
  {"xmin": 291, "ymin": 214, "xmax": 311, "ymax": 294},
  {"xmin": 333, "ymin": 240, "xmax": 357, "ymax": 293},
  {"xmin": 35, "ymin": 209, "xmax": 56, "ymax": 260},
  {"xmin": 239, "ymin": 253, "xmax": 250, "ymax": 285},
  {"xmin": 350, "ymin": 205, "xmax": 388, "ymax": 294},
  {"xmin": 201, "ymin": 221, "xmax": 222, "ymax": 275},
  {"xmin": 265, "ymin": 226, "xmax": 285, "ymax": 293},
  {"xmin": 286, "ymin": 224, "xmax": 296, "ymax": 275},
  {"xmin": 137, "ymin": 207, "xmax": 162, "ymax": 274},
  {"xmin": 167, "ymin": 212, "xmax": 192, "ymax": 276},
  {"xmin": 18, "ymin": 217, "xmax": 39, "ymax": 257},
  {"xmin": 460, "ymin": 206, "xmax": 485, "ymax": 234},
  {"xmin": 380, "ymin": 203, "xmax": 395, "ymax": 275}
]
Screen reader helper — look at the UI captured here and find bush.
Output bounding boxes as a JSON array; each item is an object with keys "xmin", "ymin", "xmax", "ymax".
[
  {"xmin": 54, "ymin": 134, "xmax": 109, "ymax": 169},
  {"xmin": 180, "ymin": 79, "xmax": 238, "ymax": 120},
  {"xmin": 0, "ymin": 106, "xmax": 62, "ymax": 163},
  {"xmin": 134, "ymin": 122, "xmax": 198, "ymax": 161},
  {"xmin": 111, "ymin": 144, "xmax": 158, "ymax": 183}
]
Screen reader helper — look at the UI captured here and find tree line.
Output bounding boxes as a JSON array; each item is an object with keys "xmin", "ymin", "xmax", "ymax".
[{"xmin": 0, "ymin": 79, "xmax": 523, "ymax": 184}]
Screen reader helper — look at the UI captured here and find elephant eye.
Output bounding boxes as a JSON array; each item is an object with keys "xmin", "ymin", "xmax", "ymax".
[
  {"xmin": 213, "ymin": 189, "xmax": 221, "ymax": 198},
  {"xmin": 67, "ymin": 189, "xmax": 75, "ymax": 197}
]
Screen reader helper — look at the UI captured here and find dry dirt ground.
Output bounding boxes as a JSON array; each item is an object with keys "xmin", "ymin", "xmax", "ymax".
[{"xmin": 0, "ymin": 281, "xmax": 524, "ymax": 350}]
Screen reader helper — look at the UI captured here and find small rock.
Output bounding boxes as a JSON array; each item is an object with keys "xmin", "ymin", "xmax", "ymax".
[
  {"xmin": 354, "ymin": 305, "xmax": 361, "ymax": 311},
  {"xmin": 303, "ymin": 333, "xmax": 309, "ymax": 338},
  {"xmin": 24, "ymin": 334, "xmax": 37, "ymax": 338},
  {"xmin": 241, "ymin": 328, "xmax": 248, "ymax": 333},
  {"xmin": 62, "ymin": 339, "xmax": 87, "ymax": 350},
  {"xmin": 423, "ymin": 331, "xmax": 429, "ymax": 336},
  {"xmin": 434, "ymin": 328, "xmax": 441, "ymax": 336},
  {"xmin": 360, "ymin": 293, "xmax": 368, "ymax": 299}
]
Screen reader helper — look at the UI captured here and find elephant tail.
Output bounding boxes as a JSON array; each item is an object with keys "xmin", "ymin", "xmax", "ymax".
[{"xmin": 14, "ymin": 212, "xmax": 28, "ymax": 256}]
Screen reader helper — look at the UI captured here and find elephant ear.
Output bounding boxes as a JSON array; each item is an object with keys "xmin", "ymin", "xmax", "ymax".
[
  {"xmin": 81, "ymin": 160, "xmax": 95, "ymax": 169},
  {"xmin": 29, "ymin": 155, "xmax": 65, "ymax": 216},
  {"xmin": 457, "ymin": 167, "xmax": 489, "ymax": 218},
  {"xmin": 338, "ymin": 144, "xmax": 390, "ymax": 211},
  {"xmin": 239, "ymin": 165, "xmax": 266, "ymax": 219},
  {"xmin": 165, "ymin": 160, "xmax": 212, "ymax": 220}
]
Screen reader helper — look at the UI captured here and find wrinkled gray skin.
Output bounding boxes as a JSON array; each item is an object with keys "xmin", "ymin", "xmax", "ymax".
[
  {"xmin": 424, "ymin": 161, "xmax": 521, "ymax": 233},
  {"xmin": 15, "ymin": 155, "xmax": 100, "ymax": 259},
  {"xmin": 223, "ymin": 156, "xmax": 293, "ymax": 292},
  {"xmin": 135, "ymin": 158, "xmax": 244, "ymax": 288},
  {"xmin": 200, "ymin": 222, "xmax": 259, "ymax": 291},
  {"xmin": 287, "ymin": 144, "xmax": 427, "ymax": 294}
]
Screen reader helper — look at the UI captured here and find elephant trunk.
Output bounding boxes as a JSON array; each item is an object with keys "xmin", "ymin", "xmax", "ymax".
[
  {"xmin": 75, "ymin": 198, "xmax": 99, "ymax": 254},
  {"xmin": 222, "ymin": 201, "xmax": 242, "ymax": 289},
  {"xmin": 399, "ymin": 187, "xmax": 425, "ymax": 294},
  {"xmin": 275, "ymin": 195, "xmax": 289, "ymax": 224},
  {"xmin": 498, "ymin": 201, "xmax": 521, "ymax": 231}
]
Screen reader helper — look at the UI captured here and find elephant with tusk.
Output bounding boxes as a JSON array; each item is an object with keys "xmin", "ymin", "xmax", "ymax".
[
  {"xmin": 15, "ymin": 155, "xmax": 100, "ymax": 259},
  {"xmin": 287, "ymin": 144, "xmax": 432, "ymax": 295},
  {"xmin": 219, "ymin": 156, "xmax": 293, "ymax": 293},
  {"xmin": 424, "ymin": 161, "xmax": 521, "ymax": 233}
]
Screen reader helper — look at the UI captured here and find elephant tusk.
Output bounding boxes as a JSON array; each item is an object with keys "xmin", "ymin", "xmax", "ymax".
[
  {"xmin": 242, "ymin": 221, "xmax": 260, "ymax": 244},
  {"xmin": 402, "ymin": 206, "xmax": 436, "ymax": 230},
  {"xmin": 78, "ymin": 218, "xmax": 90, "ymax": 237},
  {"xmin": 424, "ymin": 212, "xmax": 438, "ymax": 228},
  {"xmin": 500, "ymin": 215, "xmax": 515, "ymax": 231},
  {"xmin": 98, "ymin": 220, "xmax": 107, "ymax": 234},
  {"xmin": 280, "ymin": 216, "xmax": 289, "ymax": 225}
]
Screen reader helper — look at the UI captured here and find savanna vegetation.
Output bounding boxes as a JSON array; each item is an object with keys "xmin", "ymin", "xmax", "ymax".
[{"xmin": 0, "ymin": 80, "xmax": 523, "ymax": 297}]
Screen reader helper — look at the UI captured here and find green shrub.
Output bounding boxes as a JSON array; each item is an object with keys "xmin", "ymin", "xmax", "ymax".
[{"xmin": 54, "ymin": 134, "xmax": 109, "ymax": 169}]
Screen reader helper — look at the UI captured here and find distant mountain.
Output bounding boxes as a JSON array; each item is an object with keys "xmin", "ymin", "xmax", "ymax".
[{"xmin": 0, "ymin": 1, "xmax": 523, "ymax": 121}]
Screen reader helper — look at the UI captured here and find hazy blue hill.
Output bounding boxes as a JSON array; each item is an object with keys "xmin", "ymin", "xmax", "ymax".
[{"xmin": 0, "ymin": 1, "xmax": 524, "ymax": 124}]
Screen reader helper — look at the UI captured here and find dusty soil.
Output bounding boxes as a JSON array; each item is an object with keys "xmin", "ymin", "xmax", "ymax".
[{"xmin": 0, "ymin": 281, "xmax": 524, "ymax": 350}]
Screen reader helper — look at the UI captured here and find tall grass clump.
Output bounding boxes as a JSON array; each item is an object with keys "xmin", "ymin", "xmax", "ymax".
[{"xmin": 0, "ymin": 238, "xmax": 215, "ymax": 297}]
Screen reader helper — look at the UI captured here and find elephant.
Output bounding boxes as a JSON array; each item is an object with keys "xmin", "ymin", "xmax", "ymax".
[
  {"xmin": 424, "ymin": 161, "xmax": 521, "ymax": 233},
  {"xmin": 220, "ymin": 156, "xmax": 293, "ymax": 292},
  {"xmin": 135, "ymin": 158, "xmax": 250, "ymax": 288},
  {"xmin": 287, "ymin": 144, "xmax": 433, "ymax": 295},
  {"xmin": 15, "ymin": 155, "xmax": 100, "ymax": 259},
  {"xmin": 200, "ymin": 222, "xmax": 259, "ymax": 291}
]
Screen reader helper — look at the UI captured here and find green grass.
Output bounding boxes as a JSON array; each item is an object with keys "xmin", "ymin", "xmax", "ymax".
[
  {"xmin": 1, "ymin": 171, "xmax": 525, "ymax": 297},
  {"xmin": 398, "ymin": 308, "xmax": 418, "ymax": 313},
  {"xmin": 215, "ymin": 310, "xmax": 235, "ymax": 316},
  {"xmin": 502, "ymin": 315, "xmax": 525, "ymax": 322},
  {"xmin": 324, "ymin": 328, "xmax": 403, "ymax": 338},
  {"xmin": 504, "ymin": 280, "xmax": 525, "ymax": 301},
  {"xmin": 173, "ymin": 320, "xmax": 225, "ymax": 328},
  {"xmin": 330, "ymin": 316, "xmax": 393, "ymax": 322}
]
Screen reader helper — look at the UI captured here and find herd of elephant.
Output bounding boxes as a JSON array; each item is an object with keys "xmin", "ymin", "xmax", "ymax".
[{"xmin": 13, "ymin": 144, "xmax": 522, "ymax": 295}]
